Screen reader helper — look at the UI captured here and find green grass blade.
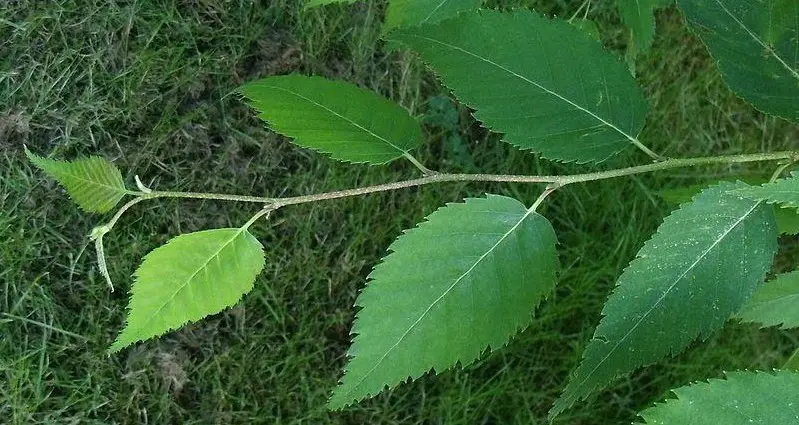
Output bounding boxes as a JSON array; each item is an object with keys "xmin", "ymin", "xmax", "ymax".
[
  {"xmin": 551, "ymin": 181, "xmax": 778, "ymax": 417},
  {"xmin": 239, "ymin": 75, "xmax": 424, "ymax": 165},
  {"xmin": 304, "ymin": 0, "xmax": 357, "ymax": 10},
  {"xmin": 388, "ymin": 10, "xmax": 649, "ymax": 163},
  {"xmin": 678, "ymin": 0, "xmax": 799, "ymax": 122},
  {"xmin": 638, "ymin": 371, "xmax": 799, "ymax": 424},
  {"xmin": 328, "ymin": 195, "xmax": 559, "ymax": 408},
  {"xmin": 25, "ymin": 147, "xmax": 128, "ymax": 213},
  {"xmin": 109, "ymin": 228, "xmax": 265, "ymax": 353},
  {"xmin": 737, "ymin": 271, "xmax": 799, "ymax": 330},
  {"xmin": 785, "ymin": 348, "xmax": 799, "ymax": 371}
]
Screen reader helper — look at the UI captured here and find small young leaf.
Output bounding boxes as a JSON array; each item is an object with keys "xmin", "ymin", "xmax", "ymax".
[
  {"xmin": 329, "ymin": 195, "xmax": 559, "ymax": 408},
  {"xmin": 737, "ymin": 271, "xmax": 799, "ymax": 330},
  {"xmin": 25, "ymin": 147, "xmax": 128, "ymax": 213},
  {"xmin": 383, "ymin": 0, "xmax": 482, "ymax": 33},
  {"xmin": 678, "ymin": 0, "xmax": 799, "ymax": 121},
  {"xmin": 736, "ymin": 172, "xmax": 799, "ymax": 208},
  {"xmin": 638, "ymin": 370, "xmax": 799, "ymax": 424},
  {"xmin": 389, "ymin": 10, "xmax": 649, "ymax": 163},
  {"xmin": 109, "ymin": 228, "xmax": 265, "ymax": 353},
  {"xmin": 619, "ymin": 0, "xmax": 672, "ymax": 60},
  {"xmin": 551, "ymin": 182, "xmax": 778, "ymax": 417},
  {"xmin": 239, "ymin": 75, "xmax": 424, "ymax": 165}
]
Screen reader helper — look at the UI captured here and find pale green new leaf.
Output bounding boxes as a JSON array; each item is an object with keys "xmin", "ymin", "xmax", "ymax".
[
  {"xmin": 25, "ymin": 147, "xmax": 128, "ymax": 213},
  {"xmin": 304, "ymin": 0, "xmax": 356, "ymax": 9},
  {"xmin": 551, "ymin": 182, "xmax": 778, "ymax": 417},
  {"xmin": 737, "ymin": 271, "xmax": 799, "ymax": 330},
  {"xmin": 638, "ymin": 370, "xmax": 799, "ymax": 424},
  {"xmin": 737, "ymin": 172, "xmax": 799, "ymax": 208},
  {"xmin": 389, "ymin": 10, "xmax": 649, "ymax": 163},
  {"xmin": 678, "ymin": 0, "xmax": 799, "ymax": 121},
  {"xmin": 619, "ymin": 0, "xmax": 672, "ymax": 59},
  {"xmin": 239, "ymin": 75, "xmax": 424, "ymax": 164},
  {"xmin": 329, "ymin": 195, "xmax": 559, "ymax": 408},
  {"xmin": 109, "ymin": 228, "xmax": 265, "ymax": 353},
  {"xmin": 384, "ymin": 0, "xmax": 483, "ymax": 33}
]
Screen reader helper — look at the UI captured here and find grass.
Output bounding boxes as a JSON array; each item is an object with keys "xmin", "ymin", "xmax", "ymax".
[{"xmin": 1, "ymin": 0, "xmax": 798, "ymax": 424}]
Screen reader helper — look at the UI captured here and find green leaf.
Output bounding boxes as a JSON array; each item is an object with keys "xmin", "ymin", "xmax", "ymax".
[
  {"xmin": 304, "ymin": 0, "xmax": 356, "ymax": 9},
  {"xmin": 109, "ymin": 228, "xmax": 265, "ymax": 353},
  {"xmin": 239, "ymin": 75, "xmax": 424, "ymax": 165},
  {"xmin": 551, "ymin": 181, "xmax": 778, "ymax": 417},
  {"xmin": 677, "ymin": 0, "xmax": 799, "ymax": 121},
  {"xmin": 383, "ymin": 0, "xmax": 483, "ymax": 33},
  {"xmin": 659, "ymin": 178, "xmax": 799, "ymax": 235},
  {"xmin": 737, "ymin": 271, "xmax": 799, "ymax": 330},
  {"xmin": 737, "ymin": 172, "xmax": 799, "ymax": 208},
  {"xmin": 25, "ymin": 147, "xmax": 128, "ymax": 213},
  {"xmin": 388, "ymin": 10, "xmax": 649, "ymax": 163},
  {"xmin": 329, "ymin": 194, "xmax": 559, "ymax": 408},
  {"xmin": 572, "ymin": 18, "xmax": 601, "ymax": 41},
  {"xmin": 638, "ymin": 370, "xmax": 799, "ymax": 424},
  {"xmin": 619, "ymin": 0, "xmax": 672, "ymax": 59}
]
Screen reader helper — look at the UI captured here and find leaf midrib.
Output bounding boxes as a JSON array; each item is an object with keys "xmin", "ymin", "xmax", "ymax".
[
  {"xmin": 420, "ymin": 0, "xmax": 450, "ymax": 23},
  {"xmin": 340, "ymin": 206, "xmax": 537, "ymax": 399},
  {"xmin": 257, "ymin": 84, "xmax": 411, "ymax": 156},
  {"xmin": 124, "ymin": 229, "xmax": 247, "ymax": 341},
  {"xmin": 50, "ymin": 162, "xmax": 127, "ymax": 194},
  {"xmin": 713, "ymin": 0, "xmax": 799, "ymax": 81},
  {"xmin": 568, "ymin": 200, "xmax": 764, "ymax": 399},
  {"xmin": 396, "ymin": 33, "xmax": 639, "ymax": 145}
]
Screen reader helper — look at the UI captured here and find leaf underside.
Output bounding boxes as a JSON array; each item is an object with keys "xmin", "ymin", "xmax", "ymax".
[
  {"xmin": 239, "ymin": 75, "xmax": 424, "ymax": 165},
  {"xmin": 638, "ymin": 370, "xmax": 799, "ymax": 424},
  {"xmin": 384, "ymin": 0, "xmax": 483, "ymax": 33},
  {"xmin": 25, "ymin": 147, "xmax": 127, "ymax": 213},
  {"xmin": 737, "ymin": 271, "xmax": 799, "ymax": 330},
  {"xmin": 551, "ymin": 181, "xmax": 778, "ymax": 417},
  {"xmin": 678, "ymin": 0, "xmax": 799, "ymax": 122},
  {"xmin": 329, "ymin": 195, "xmax": 559, "ymax": 409},
  {"xmin": 737, "ymin": 172, "xmax": 799, "ymax": 209},
  {"xmin": 389, "ymin": 10, "xmax": 648, "ymax": 163},
  {"xmin": 110, "ymin": 228, "xmax": 265, "ymax": 353}
]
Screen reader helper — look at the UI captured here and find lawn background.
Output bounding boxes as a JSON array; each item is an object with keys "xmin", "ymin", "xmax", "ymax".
[{"xmin": 1, "ymin": 0, "xmax": 798, "ymax": 424}]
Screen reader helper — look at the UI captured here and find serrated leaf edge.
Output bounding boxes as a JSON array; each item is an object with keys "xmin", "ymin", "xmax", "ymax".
[
  {"xmin": 551, "ymin": 181, "xmax": 774, "ymax": 417},
  {"xmin": 108, "ymin": 228, "xmax": 265, "ymax": 353},
  {"xmin": 239, "ymin": 76, "xmax": 421, "ymax": 165},
  {"xmin": 388, "ymin": 9, "xmax": 646, "ymax": 164},
  {"xmin": 25, "ymin": 147, "xmax": 129, "ymax": 213},
  {"xmin": 328, "ymin": 195, "xmax": 558, "ymax": 408}
]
